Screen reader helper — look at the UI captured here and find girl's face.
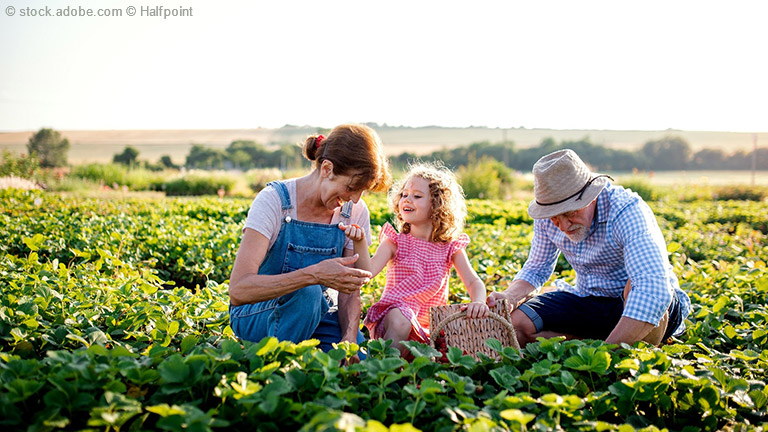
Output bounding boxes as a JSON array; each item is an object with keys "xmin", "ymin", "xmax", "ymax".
[{"xmin": 398, "ymin": 176, "xmax": 431, "ymax": 225}]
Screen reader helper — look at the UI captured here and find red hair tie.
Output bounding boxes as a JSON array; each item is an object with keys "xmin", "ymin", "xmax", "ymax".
[{"xmin": 315, "ymin": 135, "xmax": 324, "ymax": 148}]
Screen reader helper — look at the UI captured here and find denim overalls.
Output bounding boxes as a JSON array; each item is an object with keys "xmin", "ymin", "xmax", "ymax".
[{"xmin": 229, "ymin": 181, "xmax": 366, "ymax": 353}]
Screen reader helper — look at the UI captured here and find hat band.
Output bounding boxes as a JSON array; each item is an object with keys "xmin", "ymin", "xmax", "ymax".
[{"xmin": 535, "ymin": 175, "xmax": 613, "ymax": 207}]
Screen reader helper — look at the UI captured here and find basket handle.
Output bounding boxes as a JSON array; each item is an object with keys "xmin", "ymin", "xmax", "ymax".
[{"xmin": 430, "ymin": 309, "xmax": 521, "ymax": 351}]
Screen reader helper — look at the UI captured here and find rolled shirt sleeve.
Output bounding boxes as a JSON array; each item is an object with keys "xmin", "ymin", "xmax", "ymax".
[
  {"xmin": 613, "ymin": 202, "xmax": 675, "ymax": 326},
  {"xmin": 514, "ymin": 218, "xmax": 561, "ymax": 290}
]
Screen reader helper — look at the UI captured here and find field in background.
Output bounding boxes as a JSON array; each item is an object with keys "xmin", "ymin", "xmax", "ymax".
[
  {"xmin": 610, "ymin": 170, "xmax": 768, "ymax": 186},
  {"xmin": 0, "ymin": 126, "xmax": 763, "ymax": 165}
]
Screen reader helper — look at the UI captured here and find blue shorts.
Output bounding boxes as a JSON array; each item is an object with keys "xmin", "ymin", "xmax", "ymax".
[{"xmin": 517, "ymin": 290, "xmax": 683, "ymax": 341}]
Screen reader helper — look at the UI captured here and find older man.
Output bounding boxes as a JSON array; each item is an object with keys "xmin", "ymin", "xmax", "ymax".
[{"xmin": 488, "ymin": 149, "xmax": 690, "ymax": 346}]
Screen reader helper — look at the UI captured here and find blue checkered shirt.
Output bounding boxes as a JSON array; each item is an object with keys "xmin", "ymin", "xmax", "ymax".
[{"xmin": 515, "ymin": 183, "xmax": 691, "ymax": 335}]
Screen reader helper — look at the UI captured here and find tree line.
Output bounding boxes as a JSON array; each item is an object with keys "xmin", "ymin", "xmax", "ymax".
[
  {"xmin": 118, "ymin": 134, "xmax": 768, "ymax": 173},
  {"xmin": 19, "ymin": 127, "xmax": 768, "ymax": 172},
  {"xmin": 392, "ymin": 136, "xmax": 768, "ymax": 172}
]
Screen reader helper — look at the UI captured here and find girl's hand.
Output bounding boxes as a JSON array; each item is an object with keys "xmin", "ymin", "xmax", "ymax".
[
  {"xmin": 462, "ymin": 301, "xmax": 490, "ymax": 319},
  {"xmin": 338, "ymin": 222, "xmax": 365, "ymax": 242}
]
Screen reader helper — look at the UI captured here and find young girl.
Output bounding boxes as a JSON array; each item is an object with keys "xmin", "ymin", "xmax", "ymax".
[{"xmin": 341, "ymin": 163, "xmax": 489, "ymax": 354}]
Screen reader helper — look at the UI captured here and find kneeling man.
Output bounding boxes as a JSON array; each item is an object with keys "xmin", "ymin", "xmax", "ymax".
[{"xmin": 489, "ymin": 149, "xmax": 691, "ymax": 346}]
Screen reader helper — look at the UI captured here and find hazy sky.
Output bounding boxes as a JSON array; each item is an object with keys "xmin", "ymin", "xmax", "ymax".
[{"xmin": 1, "ymin": 0, "xmax": 766, "ymax": 132}]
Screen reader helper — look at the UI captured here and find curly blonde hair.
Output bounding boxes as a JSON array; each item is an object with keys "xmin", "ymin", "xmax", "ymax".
[{"xmin": 388, "ymin": 162, "xmax": 467, "ymax": 243}]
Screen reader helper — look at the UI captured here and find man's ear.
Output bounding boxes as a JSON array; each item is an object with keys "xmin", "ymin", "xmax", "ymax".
[{"xmin": 320, "ymin": 160, "xmax": 334, "ymax": 178}]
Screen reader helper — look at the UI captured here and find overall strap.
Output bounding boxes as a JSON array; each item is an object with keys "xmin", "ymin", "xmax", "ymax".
[
  {"xmin": 340, "ymin": 201, "xmax": 353, "ymax": 219},
  {"xmin": 266, "ymin": 181, "xmax": 292, "ymax": 210}
]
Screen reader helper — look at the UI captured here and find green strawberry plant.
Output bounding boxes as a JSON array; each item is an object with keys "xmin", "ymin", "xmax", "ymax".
[{"xmin": 1, "ymin": 188, "xmax": 767, "ymax": 431}]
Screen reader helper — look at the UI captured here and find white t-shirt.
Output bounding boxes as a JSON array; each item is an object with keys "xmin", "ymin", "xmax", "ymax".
[{"xmin": 243, "ymin": 178, "xmax": 373, "ymax": 251}]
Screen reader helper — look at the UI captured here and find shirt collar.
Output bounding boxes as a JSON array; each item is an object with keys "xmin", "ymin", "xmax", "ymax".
[{"xmin": 593, "ymin": 183, "xmax": 612, "ymax": 226}]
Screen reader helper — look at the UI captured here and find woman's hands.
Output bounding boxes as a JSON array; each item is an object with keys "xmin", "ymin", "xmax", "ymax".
[{"xmin": 308, "ymin": 254, "xmax": 372, "ymax": 294}]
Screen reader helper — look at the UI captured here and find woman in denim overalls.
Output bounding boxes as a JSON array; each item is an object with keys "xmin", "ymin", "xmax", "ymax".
[{"xmin": 228, "ymin": 124, "xmax": 391, "ymax": 361}]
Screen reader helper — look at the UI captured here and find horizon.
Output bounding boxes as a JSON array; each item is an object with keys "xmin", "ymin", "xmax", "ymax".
[
  {"xmin": 2, "ymin": 1, "xmax": 767, "ymax": 133},
  {"xmin": 2, "ymin": 124, "xmax": 768, "ymax": 134},
  {"xmin": 1, "ymin": 127, "xmax": 763, "ymax": 166}
]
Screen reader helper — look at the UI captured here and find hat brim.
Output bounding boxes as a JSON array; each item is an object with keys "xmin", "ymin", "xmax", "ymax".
[{"xmin": 527, "ymin": 176, "xmax": 609, "ymax": 219}]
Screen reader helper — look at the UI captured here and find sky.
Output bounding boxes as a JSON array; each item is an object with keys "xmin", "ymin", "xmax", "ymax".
[{"xmin": 1, "ymin": 0, "xmax": 767, "ymax": 133}]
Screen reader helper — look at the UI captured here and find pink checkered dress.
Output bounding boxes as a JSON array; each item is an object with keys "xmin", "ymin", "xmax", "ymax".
[{"xmin": 364, "ymin": 222, "xmax": 470, "ymax": 343}]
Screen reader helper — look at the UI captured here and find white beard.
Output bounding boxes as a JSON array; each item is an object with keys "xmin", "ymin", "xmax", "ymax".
[{"xmin": 565, "ymin": 225, "xmax": 589, "ymax": 243}]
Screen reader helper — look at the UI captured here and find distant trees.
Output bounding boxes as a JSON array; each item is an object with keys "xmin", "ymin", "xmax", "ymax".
[
  {"xmin": 160, "ymin": 155, "xmax": 178, "ymax": 169},
  {"xmin": 395, "ymin": 137, "xmax": 644, "ymax": 173},
  {"xmin": 691, "ymin": 148, "xmax": 727, "ymax": 170},
  {"xmin": 458, "ymin": 156, "xmax": 516, "ymax": 199},
  {"xmin": 113, "ymin": 146, "xmax": 140, "ymax": 166},
  {"xmin": 186, "ymin": 145, "xmax": 226, "ymax": 170},
  {"xmin": 641, "ymin": 136, "xmax": 692, "ymax": 170},
  {"xmin": 27, "ymin": 128, "xmax": 70, "ymax": 167},
  {"xmin": 225, "ymin": 140, "xmax": 270, "ymax": 169},
  {"xmin": 183, "ymin": 141, "xmax": 307, "ymax": 171},
  {"xmin": 392, "ymin": 134, "xmax": 765, "ymax": 174},
  {"xmin": 106, "ymin": 133, "xmax": 762, "ymax": 174}
]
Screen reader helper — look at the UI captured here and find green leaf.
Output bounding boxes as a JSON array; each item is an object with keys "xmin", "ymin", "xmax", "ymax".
[
  {"xmin": 230, "ymin": 372, "xmax": 262, "ymax": 397},
  {"xmin": 500, "ymin": 409, "xmax": 535, "ymax": 424},
  {"xmin": 4, "ymin": 378, "xmax": 45, "ymax": 403},
  {"xmin": 167, "ymin": 320, "xmax": 180, "ymax": 337},
  {"xmin": 729, "ymin": 349, "xmax": 759, "ymax": 361},
  {"xmin": 158, "ymin": 354, "xmax": 189, "ymax": 384},
  {"xmin": 447, "ymin": 346, "xmax": 476, "ymax": 369},
  {"xmin": 87, "ymin": 344, "xmax": 109, "ymax": 357},
  {"xmin": 563, "ymin": 347, "xmax": 611, "ymax": 374},
  {"xmin": 401, "ymin": 340, "xmax": 441, "ymax": 358},
  {"xmin": 146, "ymin": 404, "xmax": 186, "ymax": 417},
  {"xmin": 667, "ymin": 242, "xmax": 681, "ymax": 253},
  {"xmin": 180, "ymin": 335, "xmax": 199, "ymax": 355},
  {"xmin": 708, "ymin": 367, "xmax": 728, "ymax": 387},
  {"xmin": 66, "ymin": 333, "xmax": 90, "ymax": 347},
  {"xmin": 489, "ymin": 366, "xmax": 520, "ymax": 389},
  {"xmin": 485, "ymin": 338, "xmax": 503, "ymax": 352},
  {"xmin": 390, "ymin": 424, "xmax": 421, "ymax": 432},
  {"xmin": 22, "ymin": 234, "xmax": 44, "ymax": 252},
  {"xmin": 749, "ymin": 389, "xmax": 767, "ymax": 410},
  {"xmin": 254, "ymin": 337, "xmax": 280, "ymax": 356}
]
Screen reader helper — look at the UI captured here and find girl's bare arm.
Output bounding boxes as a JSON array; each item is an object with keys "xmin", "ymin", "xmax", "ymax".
[{"xmin": 453, "ymin": 249, "xmax": 490, "ymax": 318}]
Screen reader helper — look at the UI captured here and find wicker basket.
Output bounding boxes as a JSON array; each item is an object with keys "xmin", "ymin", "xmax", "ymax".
[{"xmin": 429, "ymin": 299, "xmax": 521, "ymax": 359}]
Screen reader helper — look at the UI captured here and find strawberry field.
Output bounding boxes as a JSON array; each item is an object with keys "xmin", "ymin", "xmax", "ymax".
[{"xmin": 1, "ymin": 188, "xmax": 767, "ymax": 431}]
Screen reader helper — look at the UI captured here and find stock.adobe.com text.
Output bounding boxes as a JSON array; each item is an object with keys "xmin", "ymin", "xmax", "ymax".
[{"xmin": 5, "ymin": 5, "xmax": 193, "ymax": 19}]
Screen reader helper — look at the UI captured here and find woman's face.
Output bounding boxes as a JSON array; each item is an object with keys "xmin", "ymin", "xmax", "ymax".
[{"xmin": 320, "ymin": 161, "xmax": 365, "ymax": 210}]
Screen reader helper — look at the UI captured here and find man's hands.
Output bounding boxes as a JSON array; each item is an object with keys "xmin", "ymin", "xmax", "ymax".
[
  {"xmin": 486, "ymin": 291, "xmax": 510, "ymax": 308},
  {"xmin": 487, "ymin": 280, "xmax": 537, "ymax": 309}
]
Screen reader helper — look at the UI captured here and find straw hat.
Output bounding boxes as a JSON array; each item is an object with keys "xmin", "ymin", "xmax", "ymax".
[{"xmin": 527, "ymin": 149, "xmax": 611, "ymax": 219}]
